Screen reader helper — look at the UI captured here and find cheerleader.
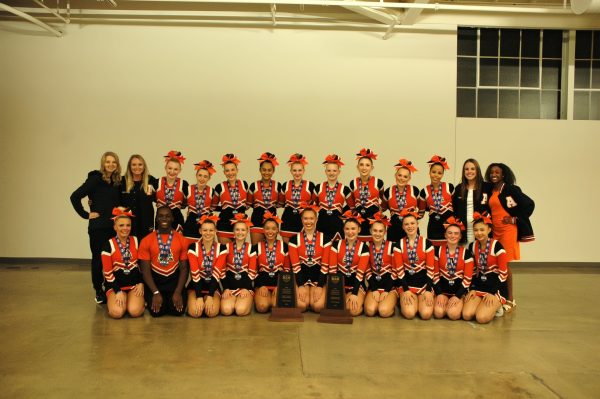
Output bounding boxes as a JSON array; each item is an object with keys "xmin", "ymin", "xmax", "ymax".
[
  {"xmin": 253, "ymin": 212, "xmax": 289, "ymax": 313},
  {"xmin": 315, "ymin": 154, "xmax": 351, "ymax": 244},
  {"xmin": 101, "ymin": 208, "xmax": 145, "ymax": 318},
  {"xmin": 182, "ymin": 160, "xmax": 216, "ymax": 241},
  {"xmin": 70, "ymin": 151, "xmax": 122, "ymax": 304},
  {"xmin": 394, "ymin": 210, "xmax": 435, "ymax": 320},
  {"xmin": 364, "ymin": 212, "xmax": 397, "ymax": 318},
  {"xmin": 328, "ymin": 211, "xmax": 370, "ymax": 316},
  {"xmin": 138, "ymin": 207, "xmax": 190, "ymax": 317},
  {"xmin": 212, "ymin": 153, "xmax": 249, "ymax": 244},
  {"xmin": 247, "ymin": 152, "xmax": 281, "ymax": 245},
  {"xmin": 452, "ymin": 159, "xmax": 491, "ymax": 244},
  {"xmin": 462, "ymin": 213, "xmax": 508, "ymax": 323},
  {"xmin": 279, "ymin": 154, "xmax": 316, "ymax": 243},
  {"xmin": 418, "ymin": 155, "xmax": 455, "ymax": 246},
  {"xmin": 288, "ymin": 205, "xmax": 330, "ymax": 312},
  {"xmin": 433, "ymin": 217, "xmax": 474, "ymax": 320},
  {"xmin": 220, "ymin": 214, "xmax": 257, "ymax": 316},
  {"xmin": 485, "ymin": 163, "xmax": 535, "ymax": 312},
  {"xmin": 382, "ymin": 159, "xmax": 420, "ymax": 242},
  {"xmin": 186, "ymin": 214, "xmax": 228, "ymax": 318},
  {"xmin": 155, "ymin": 151, "xmax": 189, "ymax": 232},
  {"xmin": 121, "ymin": 154, "xmax": 157, "ymax": 240},
  {"xmin": 347, "ymin": 148, "xmax": 385, "ymax": 242}
]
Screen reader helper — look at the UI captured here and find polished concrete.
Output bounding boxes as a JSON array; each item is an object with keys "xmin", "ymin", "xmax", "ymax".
[{"xmin": 1, "ymin": 264, "xmax": 599, "ymax": 399}]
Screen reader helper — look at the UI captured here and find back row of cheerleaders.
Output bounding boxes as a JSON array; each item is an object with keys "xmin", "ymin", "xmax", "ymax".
[{"xmin": 70, "ymin": 149, "xmax": 535, "ymax": 324}]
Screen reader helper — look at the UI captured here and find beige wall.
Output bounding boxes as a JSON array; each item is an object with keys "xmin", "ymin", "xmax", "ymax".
[{"xmin": 0, "ymin": 22, "xmax": 598, "ymax": 261}]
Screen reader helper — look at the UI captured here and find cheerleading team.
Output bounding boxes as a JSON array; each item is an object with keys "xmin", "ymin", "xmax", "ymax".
[
  {"xmin": 101, "ymin": 208, "xmax": 145, "ymax": 318},
  {"xmin": 328, "ymin": 211, "xmax": 370, "ymax": 316},
  {"xmin": 186, "ymin": 214, "xmax": 228, "ymax": 318},
  {"xmin": 394, "ymin": 210, "xmax": 435, "ymax": 320},
  {"xmin": 212, "ymin": 154, "xmax": 249, "ymax": 244},
  {"xmin": 382, "ymin": 159, "xmax": 420, "ymax": 242},
  {"xmin": 347, "ymin": 149, "xmax": 385, "ymax": 242},
  {"xmin": 364, "ymin": 212, "xmax": 397, "ymax": 318},
  {"xmin": 71, "ymin": 151, "xmax": 122, "ymax": 304},
  {"xmin": 121, "ymin": 154, "xmax": 157, "ymax": 241},
  {"xmin": 247, "ymin": 153, "xmax": 281, "ymax": 245},
  {"xmin": 155, "ymin": 151, "xmax": 189, "ymax": 232},
  {"xmin": 462, "ymin": 212, "xmax": 508, "ymax": 323},
  {"xmin": 485, "ymin": 163, "xmax": 535, "ymax": 313},
  {"xmin": 220, "ymin": 214, "xmax": 257, "ymax": 316},
  {"xmin": 418, "ymin": 155, "xmax": 454, "ymax": 246},
  {"xmin": 288, "ymin": 205, "xmax": 330, "ymax": 312},
  {"xmin": 182, "ymin": 160, "xmax": 216, "ymax": 241},
  {"xmin": 315, "ymin": 154, "xmax": 351, "ymax": 244},
  {"xmin": 279, "ymin": 154, "xmax": 316, "ymax": 243},
  {"xmin": 253, "ymin": 212, "xmax": 289, "ymax": 313},
  {"xmin": 433, "ymin": 218, "xmax": 474, "ymax": 320}
]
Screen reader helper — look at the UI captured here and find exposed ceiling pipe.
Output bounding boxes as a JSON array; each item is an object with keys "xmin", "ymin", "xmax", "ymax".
[
  {"xmin": 0, "ymin": 2, "xmax": 62, "ymax": 35},
  {"xmin": 33, "ymin": 0, "xmax": 68, "ymax": 23}
]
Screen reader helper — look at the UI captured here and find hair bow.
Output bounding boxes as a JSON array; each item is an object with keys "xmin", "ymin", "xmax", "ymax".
[
  {"xmin": 356, "ymin": 148, "xmax": 377, "ymax": 161},
  {"xmin": 221, "ymin": 153, "xmax": 241, "ymax": 166},
  {"xmin": 443, "ymin": 216, "xmax": 465, "ymax": 231},
  {"xmin": 394, "ymin": 159, "xmax": 417, "ymax": 172},
  {"xmin": 230, "ymin": 213, "xmax": 253, "ymax": 227},
  {"xmin": 164, "ymin": 150, "xmax": 186, "ymax": 164},
  {"xmin": 194, "ymin": 160, "xmax": 216, "ymax": 175},
  {"xmin": 322, "ymin": 154, "xmax": 344, "ymax": 167},
  {"xmin": 262, "ymin": 211, "xmax": 282, "ymax": 225},
  {"xmin": 111, "ymin": 207, "xmax": 135, "ymax": 220},
  {"xmin": 427, "ymin": 155, "xmax": 449, "ymax": 170},
  {"xmin": 400, "ymin": 208, "xmax": 420, "ymax": 220},
  {"xmin": 340, "ymin": 210, "xmax": 365, "ymax": 225},
  {"xmin": 472, "ymin": 212, "xmax": 493, "ymax": 226},
  {"xmin": 198, "ymin": 214, "xmax": 220, "ymax": 225},
  {"xmin": 368, "ymin": 211, "xmax": 391, "ymax": 227},
  {"xmin": 287, "ymin": 153, "xmax": 308, "ymax": 166},
  {"xmin": 258, "ymin": 152, "xmax": 279, "ymax": 167}
]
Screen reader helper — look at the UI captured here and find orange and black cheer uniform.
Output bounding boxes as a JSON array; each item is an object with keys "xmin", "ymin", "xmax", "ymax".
[
  {"xmin": 222, "ymin": 242, "xmax": 257, "ymax": 296},
  {"xmin": 279, "ymin": 180, "xmax": 316, "ymax": 238},
  {"xmin": 101, "ymin": 236, "xmax": 141, "ymax": 296},
  {"xmin": 182, "ymin": 184, "xmax": 215, "ymax": 240},
  {"xmin": 212, "ymin": 179, "xmax": 249, "ymax": 239},
  {"xmin": 288, "ymin": 231, "xmax": 330, "ymax": 287},
  {"xmin": 253, "ymin": 240, "xmax": 290, "ymax": 291},
  {"xmin": 155, "ymin": 177, "xmax": 189, "ymax": 232},
  {"xmin": 138, "ymin": 230, "xmax": 189, "ymax": 316},
  {"xmin": 434, "ymin": 244, "xmax": 474, "ymax": 298},
  {"xmin": 418, "ymin": 183, "xmax": 455, "ymax": 245},
  {"xmin": 187, "ymin": 241, "xmax": 228, "ymax": 297},
  {"xmin": 366, "ymin": 241, "xmax": 397, "ymax": 293},
  {"xmin": 314, "ymin": 182, "xmax": 352, "ymax": 243},
  {"xmin": 328, "ymin": 239, "xmax": 370, "ymax": 295},
  {"xmin": 394, "ymin": 235, "xmax": 435, "ymax": 295},
  {"xmin": 247, "ymin": 180, "xmax": 281, "ymax": 234},
  {"xmin": 467, "ymin": 239, "xmax": 508, "ymax": 304},
  {"xmin": 347, "ymin": 177, "xmax": 385, "ymax": 239},
  {"xmin": 382, "ymin": 184, "xmax": 420, "ymax": 242}
]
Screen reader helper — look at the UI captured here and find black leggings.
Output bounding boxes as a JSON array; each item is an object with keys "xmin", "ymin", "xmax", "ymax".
[{"xmin": 88, "ymin": 228, "xmax": 115, "ymax": 292}]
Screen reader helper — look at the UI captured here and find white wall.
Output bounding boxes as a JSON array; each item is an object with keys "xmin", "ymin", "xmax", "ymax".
[{"xmin": 0, "ymin": 21, "xmax": 598, "ymax": 261}]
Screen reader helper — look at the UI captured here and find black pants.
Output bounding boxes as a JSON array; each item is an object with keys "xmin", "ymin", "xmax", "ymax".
[
  {"xmin": 88, "ymin": 227, "xmax": 115, "ymax": 292},
  {"xmin": 144, "ymin": 289, "xmax": 187, "ymax": 317}
]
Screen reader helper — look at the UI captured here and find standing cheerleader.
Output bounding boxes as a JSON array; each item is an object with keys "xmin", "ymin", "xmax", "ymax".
[
  {"xmin": 364, "ymin": 212, "xmax": 397, "ymax": 318},
  {"xmin": 186, "ymin": 214, "xmax": 228, "ymax": 318},
  {"xmin": 70, "ymin": 151, "xmax": 122, "ymax": 304},
  {"xmin": 347, "ymin": 148, "xmax": 385, "ymax": 242},
  {"xmin": 433, "ymin": 217, "xmax": 474, "ymax": 320},
  {"xmin": 288, "ymin": 205, "xmax": 330, "ymax": 312},
  {"xmin": 121, "ymin": 154, "xmax": 158, "ymax": 240},
  {"xmin": 452, "ymin": 159, "xmax": 491, "ymax": 244},
  {"xmin": 280, "ymin": 154, "xmax": 316, "ymax": 243},
  {"xmin": 155, "ymin": 151, "xmax": 189, "ymax": 232},
  {"xmin": 315, "ymin": 154, "xmax": 352, "ymax": 244},
  {"xmin": 220, "ymin": 214, "xmax": 257, "ymax": 316},
  {"xmin": 394, "ymin": 210, "xmax": 435, "ymax": 320},
  {"xmin": 418, "ymin": 155, "xmax": 455, "ymax": 246},
  {"xmin": 328, "ymin": 211, "xmax": 370, "ymax": 317},
  {"xmin": 382, "ymin": 159, "xmax": 420, "ymax": 242},
  {"xmin": 462, "ymin": 213, "xmax": 508, "ymax": 323},
  {"xmin": 253, "ymin": 212, "xmax": 290, "ymax": 313},
  {"xmin": 212, "ymin": 154, "xmax": 249, "ymax": 244},
  {"xmin": 247, "ymin": 152, "xmax": 281, "ymax": 245},
  {"xmin": 183, "ymin": 160, "xmax": 216, "ymax": 241},
  {"xmin": 101, "ymin": 208, "xmax": 145, "ymax": 318},
  {"xmin": 485, "ymin": 163, "xmax": 535, "ymax": 312}
]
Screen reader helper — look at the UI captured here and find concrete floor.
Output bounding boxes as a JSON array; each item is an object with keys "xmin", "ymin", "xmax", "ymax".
[{"xmin": 0, "ymin": 264, "xmax": 599, "ymax": 399}]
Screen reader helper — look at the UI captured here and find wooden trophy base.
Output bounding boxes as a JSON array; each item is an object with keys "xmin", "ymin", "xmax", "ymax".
[
  {"xmin": 269, "ymin": 307, "xmax": 304, "ymax": 322},
  {"xmin": 317, "ymin": 308, "xmax": 353, "ymax": 324}
]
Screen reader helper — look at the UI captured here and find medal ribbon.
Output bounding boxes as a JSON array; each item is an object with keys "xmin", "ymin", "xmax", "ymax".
[
  {"xmin": 394, "ymin": 185, "xmax": 407, "ymax": 214},
  {"xmin": 194, "ymin": 185, "xmax": 207, "ymax": 216},
  {"xmin": 446, "ymin": 245, "xmax": 459, "ymax": 277},
  {"xmin": 261, "ymin": 181, "xmax": 273, "ymax": 207},
  {"xmin": 116, "ymin": 237, "xmax": 131, "ymax": 267},
  {"xmin": 326, "ymin": 182, "xmax": 339, "ymax": 210},
  {"xmin": 157, "ymin": 231, "xmax": 174, "ymax": 266},
  {"xmin": 357, "ymin": 178, "xmax": 370, "ymax": 208},
  {"xmin": 201, "ymin": 243, "xmax": 215, "ymax": 278},
  {"xmin": 432, "ymin": 184, "xmax": 443, "ymax": 214},
  {"xmin": 372, "ymin": 243, "xmax": 383, "ymax": 275},
  {"xmin": 478, "ymin": 239, "xmax": 491, "ymax": 274},
  {"xmin": 407, "ymin": 235, "xmax": 420, "ymax": 267},
  {"xmin": 233, "ymin": 243, "xmax": 247, "ymax": 274},
  {"xmin": 344, "ymin": 240, "xmax": 357, "ymax": 274},
  {"xmin": 228, "ymin": 181, "xmax": 240, "ymax": 208},
  {"xmin": 164, "ymin": 177, "xmax": 179, "ymax": 205},
  {"xmin": 266, "ymin": 242, "xmax": 276, "ymax": 273},
  {"xmin": 291, "ymin": 181, "xmax": 303, "ymax": 207},
  {"xmin": 303, "ymin": 232, "xmax": 316, "ymax": 262}
]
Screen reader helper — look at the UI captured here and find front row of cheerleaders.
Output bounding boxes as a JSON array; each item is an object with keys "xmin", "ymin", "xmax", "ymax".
[{"xmin": 102, "ymin": 203, "xmax": 507, "ymax": 324}]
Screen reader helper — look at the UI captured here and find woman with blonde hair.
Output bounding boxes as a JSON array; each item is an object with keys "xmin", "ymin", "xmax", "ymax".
[{"xmin": 121, "ymin": 154, "xmax": 157, "ymax": 240}]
